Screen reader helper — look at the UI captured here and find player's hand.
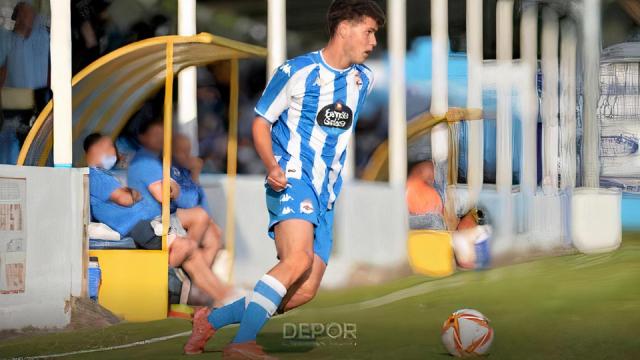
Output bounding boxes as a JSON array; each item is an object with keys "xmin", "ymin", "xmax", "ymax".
[
  {"xmin": 169, "ymin": 181, "xmax": 181, "ymax": 199},
  {"xmin": 131, "ymin": 189, "xmax": 142, "ymax": 203},
  {"xmin": 266, "ymin": 165, "xmax": 288, "ymax": 192}
]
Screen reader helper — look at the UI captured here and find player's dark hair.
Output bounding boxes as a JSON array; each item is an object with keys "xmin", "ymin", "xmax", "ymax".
[
  {"xmin": 327, "ymin": 0, "xmax": 386, "ymax": 39},
  {"xmin": 83, "ymin": 133, "xmax": 105, "ymax": 153},
  {"xmin": 137, "ymin": 117, "xmax": 163, "ymax": 136}
]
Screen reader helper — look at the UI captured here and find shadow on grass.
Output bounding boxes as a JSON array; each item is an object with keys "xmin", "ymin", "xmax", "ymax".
[{"xmin": 259, "ymin": 332, "xmax": 316, "ymax": 354}]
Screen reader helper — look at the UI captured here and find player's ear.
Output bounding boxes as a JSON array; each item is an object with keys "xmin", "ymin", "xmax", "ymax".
[{"xmin": 338, "ymin": 21, "xmax": 348, "ymax": 39}]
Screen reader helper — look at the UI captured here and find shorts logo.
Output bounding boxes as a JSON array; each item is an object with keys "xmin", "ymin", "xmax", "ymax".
[
  {"xmin": 300, "ymin": 199, "xmax": 314, "ymax": 214},
  {"xmin": 316, "ymin": 102, "xmax": 352, "ymax": 130},
  {"xmin": 280, "ymin": 194, "xmax": 294, "ymax": 203},
  {"xmin": 282, "ymin": 207, "xmax": 295, "ymax": 215}
]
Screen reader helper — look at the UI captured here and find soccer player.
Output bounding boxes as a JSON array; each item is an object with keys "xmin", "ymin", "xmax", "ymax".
[{"xmin": 183, "ymin": 1, "xmax": 385, "ymax": 358}]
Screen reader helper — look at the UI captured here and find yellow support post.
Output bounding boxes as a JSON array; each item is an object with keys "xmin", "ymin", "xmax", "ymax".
[
  {"xmin": 225, "ymin": 58, "xmax": 239, "ymax": 283},
  {"xmin": 162, "ymin": 41, "xmax": 174, "ymax": 248}
]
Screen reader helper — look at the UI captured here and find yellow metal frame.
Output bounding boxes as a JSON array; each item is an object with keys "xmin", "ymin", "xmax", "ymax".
[
  {"xmin": 364, "ymin": 108, "xmax": 482, "ymax": 276},
  {"xmin": 162, "ymin": 41, "xmax": 174, "ymax": 246},
  {"xmin": 225, "ymin": 59, "xmax": 239, "ymax": 283},
  {"xmin": 361, "ymin": 107, "xmax": 482, "ymax": 183},
  {"xmin": 17, "ymin": 34, "xmax": 265, "ymax": 321},
  {"xmin": 17, "ymin": 33, "xmax": 266, "ymax": 166}
]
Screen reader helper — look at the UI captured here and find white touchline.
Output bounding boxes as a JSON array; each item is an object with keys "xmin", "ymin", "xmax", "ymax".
[{"xmin": 17, "ymin": 331, "xmax": 192, "ymax": 359}]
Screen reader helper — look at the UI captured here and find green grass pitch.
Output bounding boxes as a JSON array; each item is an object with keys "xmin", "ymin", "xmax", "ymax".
[{"xmin": 1, "ymin": 233, "xmax": 639, "ymax": 359}]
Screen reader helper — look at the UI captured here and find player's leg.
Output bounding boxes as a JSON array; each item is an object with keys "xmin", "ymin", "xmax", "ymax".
[
  {"xmin": 185, "ymin": 219, "xmax": 314, "ymax": 356},
  {"xmin": 220, "ymin": 219, "xmax": 313, "ymax": 359},
  {"xmin": 278, "ymin": 208, "xmax": 333, "ymax": 312},
  {"xmin": 176, "ymin": 207, "xmax": 210, "ymax": 244},
  {"xmin": 181, "ymin": 249, "xmax": 231, "ymax": 306},
  {"xmin": 229, "ymin": 219, "xmax": 313, "ymax": 340},
  {"xmin": 200, "ymin": 219, "xmax": 223, "ymax": 268},
  {"xmin": 278, "ymin": 253, "xmax": 326, "ymax": 312},
  {"xmin": 168, "ymin": 236, "xmax": 197, "ymax": 268}
]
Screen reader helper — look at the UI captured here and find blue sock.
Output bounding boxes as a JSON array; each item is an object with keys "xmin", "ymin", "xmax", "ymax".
[
  {"xmin": 208, "ymin": 297, "xmax": 247, "ymax": 330},
  {"xmin": 232, "ymin": 274, "xmax": 286, "ymax": 344}
]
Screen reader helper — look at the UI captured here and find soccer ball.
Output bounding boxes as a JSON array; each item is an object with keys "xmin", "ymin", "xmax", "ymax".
[{"xmin": 441, "ymin": 309, "xmax": 494, "ymax": 357}]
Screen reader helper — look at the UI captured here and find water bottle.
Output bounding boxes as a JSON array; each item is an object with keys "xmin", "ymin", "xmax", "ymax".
[
  {"xmin": 88, "ymin": 257, "xmax": 101, "ymax": 301},
  {"xmin": 475, "ymin": 210, "xmax": 492, "ymax": 269}
]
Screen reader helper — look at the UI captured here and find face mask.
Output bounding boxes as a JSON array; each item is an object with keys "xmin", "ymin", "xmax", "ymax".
[{"xmin": 100, "ymin": 155, "xmax": 117, "ymax": 170}]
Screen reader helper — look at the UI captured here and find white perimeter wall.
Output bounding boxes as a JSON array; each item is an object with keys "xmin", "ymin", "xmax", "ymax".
[{"xmin": 0, "ymin": 165, "xmax": 86, "ymax": 330}]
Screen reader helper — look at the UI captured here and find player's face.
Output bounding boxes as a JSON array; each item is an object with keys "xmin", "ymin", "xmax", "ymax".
[
  {"xmin": 87, "ymin": 137, "xmax": 116, "ymax": 165},
  {"xmin": 103, "ymin": 138, "xmax": 117, "ymax": 157},
  {"xmin": 140, "ymin": 124, "xmax": 164, "ymax": 153},
  {"xmin": 344, "ymin": 16, "xmax": 379, "ymax": 64}
]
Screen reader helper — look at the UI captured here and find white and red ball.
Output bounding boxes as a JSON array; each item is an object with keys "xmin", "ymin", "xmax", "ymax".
[{"xmin": 441, "ymin": 309, "xmax": 494, "ymax": 357}]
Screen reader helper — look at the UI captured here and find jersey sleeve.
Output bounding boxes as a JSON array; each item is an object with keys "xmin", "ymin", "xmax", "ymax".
[
  {"xmin": 361, "ymin": 66, "xmax": 375, "ymax": 97},
  {"xmin": 89, "ymin": 170, "xmax": 121, "ymax": 202},
  {"xmin": 366, "ymin": 70, "xmax": 375, "ymax": 96},
  {"xmin": 135, "ymin": 157, "xmax": 164, "ymax": 187},
  {"xmin": 254, "ymin": 62, "xmax": 293, "ymax": 124}
]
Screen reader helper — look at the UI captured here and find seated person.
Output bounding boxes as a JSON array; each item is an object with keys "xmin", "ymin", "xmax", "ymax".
[
  {"xmin": 172, "ymin": 133, "xmax": 222, "ymax": 266},
  {"xmin": 86, "ymin": 133, "xmax": 231, "ymax": 305},
  {"xmin": 128, "ymin": 119, "xmax": 222, "ymax": 268},
  {"xmin": 172, "ymin": 133, "xmax": 210, "ymax": 214},
  {"xmin": 407, "ymin": 161, "xmax": 445, "ymax": 229},
  {"xmin": 85, "ymin": 133, "xmax": 155, "ymax": 237},
  {"xmin": 406, "ymin": 160, "xmax": 491, "ymax": 269}
]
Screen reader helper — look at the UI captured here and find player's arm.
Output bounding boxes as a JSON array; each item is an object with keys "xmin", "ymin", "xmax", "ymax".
[
  {"xmin": 110, "ymin": 187, "xmax": 137, "ymax": 207},
  {"xmin": 189, "ymin": 156, "xmax": 204, "ymax": 184},
  {"xmin": 148, "ymin": 179, "xmax": 180, "ymax": 203},
  {"xmin": 252, "ymin": 116, "xmax": 287, "ymax": 191}
]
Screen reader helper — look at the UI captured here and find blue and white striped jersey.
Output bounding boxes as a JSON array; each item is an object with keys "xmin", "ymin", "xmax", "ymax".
[{"xmin": 255, "ymin": 50, "xmax": 374, "ymax": 209}]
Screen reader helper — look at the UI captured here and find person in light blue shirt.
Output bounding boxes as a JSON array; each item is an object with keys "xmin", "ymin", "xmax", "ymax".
[
  {"xmin": 84, "ymin": 133, "xmax": 156, "ymax": 236},
  {"xmin": 85, "ymin": 133, "xmax": 232, "ymax": 305},
  {"xmin": 172, "ymin": 133, "xmax": 223, "ymax": 268},
  {"xmin": 127, "ymin": 118, "xmax": 178, "ymax": 218},
  {"xmin": 172, "ymin": 133, "xmax": 212, "ymax": 215},
  {"xmin": 2, "ymin": 2, "xmax": 50, "ymax": 90},
  {"xmin": 0, "ymin": 2, "xmax": 49, "ymax": 165},
  {"xmin": 0, "ymin": 27, "xmax": 10, "ymax": 74},
  {"xmin": 128, "ymin": 119, "xmax": 223, "ymax": 268}
]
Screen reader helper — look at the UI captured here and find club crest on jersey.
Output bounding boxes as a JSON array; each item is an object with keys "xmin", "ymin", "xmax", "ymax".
[
  {"xmin": 355, "ymin": 73, "xmax": 363, "ymax": 87},
  {"xmin": 316, "ymin": 101, "xmax": 353, "ymax": 130}
]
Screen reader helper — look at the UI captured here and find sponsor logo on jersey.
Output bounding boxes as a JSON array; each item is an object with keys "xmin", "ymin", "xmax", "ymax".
[{"xmin": 316, "ymin": 102, "xmax": 353, "ymax": 130}]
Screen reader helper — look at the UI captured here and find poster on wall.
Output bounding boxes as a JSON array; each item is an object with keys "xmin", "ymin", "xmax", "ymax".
[{"xmin": 0, "ymin": 178, "xmax": 26, "ymax": 294}]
